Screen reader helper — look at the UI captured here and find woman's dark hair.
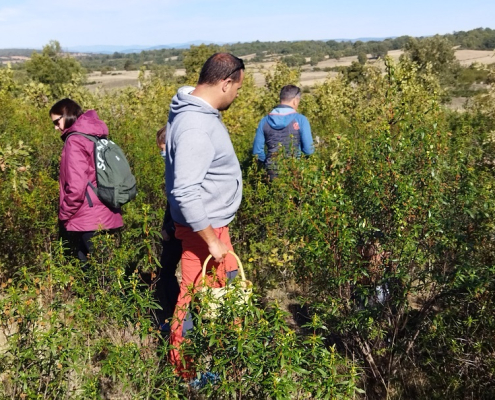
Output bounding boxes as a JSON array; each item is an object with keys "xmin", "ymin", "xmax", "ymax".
[
  {"xmin": 49, "ymin": 98, "xmax": 84, "ymax": 130},
  {"xmin": 198, "ymin": 53, "xmax": 245, "ymax": 85}
]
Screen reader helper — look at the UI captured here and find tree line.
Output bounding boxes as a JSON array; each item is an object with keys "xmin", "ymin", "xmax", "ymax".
[{"xmin": 2, "ymin": 27, "xmax": 494, "ymax": 74}]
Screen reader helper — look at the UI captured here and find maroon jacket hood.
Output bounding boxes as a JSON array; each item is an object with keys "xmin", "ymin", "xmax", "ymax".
[{"xmin": 62, "ymin": 110, "xmax": 108, "ymax": 141}]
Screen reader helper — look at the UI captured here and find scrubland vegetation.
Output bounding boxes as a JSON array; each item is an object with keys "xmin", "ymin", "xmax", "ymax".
[
  {"xmin": 51, "ymin": 27, "xmax": 495, "ymax": 71},
  {"xmin": 1, "ymin": 35, "xmax": 495, "ymax": 399}
]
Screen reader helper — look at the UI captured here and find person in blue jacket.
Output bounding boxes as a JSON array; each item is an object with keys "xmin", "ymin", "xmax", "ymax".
[{"xmin": 253, "ymin": 85, "xmax": 314, "ymax": 179}]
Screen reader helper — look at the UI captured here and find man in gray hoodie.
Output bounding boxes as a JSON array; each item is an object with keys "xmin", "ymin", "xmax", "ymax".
[{"xmin": 164, "ymin": 53, "xmax": 244, "ymax": 377}]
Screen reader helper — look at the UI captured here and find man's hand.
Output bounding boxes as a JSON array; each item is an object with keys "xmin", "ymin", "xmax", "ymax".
[
  {"xmin": 197, "ymin": 225, "xmax": 228, "ymax": 263},
  {"xmin": 208, "ymin": 238, "xmax": 229, "ymax": 263}
]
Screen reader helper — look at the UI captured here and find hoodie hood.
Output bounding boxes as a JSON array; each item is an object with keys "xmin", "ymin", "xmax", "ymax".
[
  {"xmin": 61, "ymin": 110, "xmax": 109, "ymax": 141},
  {"xmin": 266, "ymin": 104, "xmax": 298, "ymax": 130},
  {"xmin": 169, "ymin": 86, "xmax": 219, "ymax": 120}
]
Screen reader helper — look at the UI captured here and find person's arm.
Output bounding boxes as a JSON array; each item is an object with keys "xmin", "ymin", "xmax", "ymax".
[
  {"xmin": 59, "ymin": 137, "xmax": 90, "ymax": 221},
  {"xmin": 172, "ymin": 128, "xmax": 214, "ymax": 231},
  {"xmin": 252, "ymin": 118, "xmax": 267, "ymax": 162},
  {"xmin": 197, "ymin": 225, "xmax": 229, "ymax": 262},
  {"xmin": 298, "ymin": 115, "xmax": 314, "ymax": 156},
  {"xmin": 172, "ymin": 128, "xmax": 230, "ymax": 261}
]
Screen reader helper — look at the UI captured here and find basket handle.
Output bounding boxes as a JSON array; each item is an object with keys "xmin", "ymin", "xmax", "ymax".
[{"xmin": 202, "ymin": 250, "xmax": 246, "ymax": 282}]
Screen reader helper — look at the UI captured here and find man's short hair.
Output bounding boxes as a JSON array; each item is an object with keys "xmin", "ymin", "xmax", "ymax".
[
  {"xmin": 280, "ymin": 85, "xmax": 302, "ymax": 103},
  {"xmin": 198, "ymin": 53, "xmax": 245, "ymax": 85}
]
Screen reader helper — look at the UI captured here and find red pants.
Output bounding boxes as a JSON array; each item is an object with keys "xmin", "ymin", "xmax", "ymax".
[{"xmin": 169, "ymin": 224, "xmax": 237, "ymax": 378}]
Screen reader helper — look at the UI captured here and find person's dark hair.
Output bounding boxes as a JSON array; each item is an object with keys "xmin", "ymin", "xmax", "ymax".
[
  {"xmin": 280, "ymin": 85, "xmax": 302, "ymax": 103},
  {"xmin": 156, "ymin": 126, "xmax": 166, "ymax": 146},
  {"xmin": 49, "ymin": 98, "xmax": 84, "ymax": 130},
  {"xmin": 198, "ymin": 53, "xmax": 245, "ymax": 85}
]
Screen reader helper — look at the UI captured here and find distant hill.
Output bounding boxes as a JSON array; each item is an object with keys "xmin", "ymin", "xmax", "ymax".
[
  {"xmin": 147, "ymin": 40, "xmax": 226, "ymax": 51},
  {"xmin": 65, "ymin": 45, "xmax": 150, "ymax": 54},
  {"xmin": 0, "ymin": 28, "xmax": 492, "ymax": 58},
  {"xmin": 65, "ymin": 39, "xmax": 391, "ymax": 54},
  {"xmin": 330, "ymin": 37, "xmax": 398, "ymax": 43},
  {"xmin": 0, "ymin": 48, "xmax": 38, "ymax": 57},
  {"xmin": 0, "ymin": 38, "xmax": 397, "ymax": 57},
  {"xmin": 66, "ymin": 41, "xmax": 225, "ymax": 54}
]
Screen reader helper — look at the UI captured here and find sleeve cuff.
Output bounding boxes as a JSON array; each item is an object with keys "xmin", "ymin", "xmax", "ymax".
[{"xmin": 189, "ymin": 217, "xmax": 211, "ymax": 232}]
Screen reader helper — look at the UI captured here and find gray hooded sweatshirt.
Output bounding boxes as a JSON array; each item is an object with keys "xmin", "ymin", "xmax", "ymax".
[{"xmin": 165, "ymin": 86, "xmax": 242, "ymax": 232}]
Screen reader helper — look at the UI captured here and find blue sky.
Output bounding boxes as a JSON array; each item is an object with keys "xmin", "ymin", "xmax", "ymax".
[{"xmin": 1, "ymin": 0, "xmax": 494, "ymax": 48}]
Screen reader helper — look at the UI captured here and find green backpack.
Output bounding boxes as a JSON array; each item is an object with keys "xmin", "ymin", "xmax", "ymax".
[{"xmin": 68, "ymin": 133, "xmax": 137, "ymax": 209}]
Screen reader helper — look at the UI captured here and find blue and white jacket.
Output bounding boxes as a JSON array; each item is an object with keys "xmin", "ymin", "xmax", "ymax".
[{"xmin": 252, "ymin": 105, "xmax": 314, "ymax": 164}]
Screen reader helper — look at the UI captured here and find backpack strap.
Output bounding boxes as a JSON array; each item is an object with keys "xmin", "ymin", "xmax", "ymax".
[
  {"xmin": 85, "ymin": 189, "xmax": 94, "ymax": 207},
  {"xmin": 85, "ymin": 178, "xmax": 99, "ymax": 208},
  {"xmin": 87, "ymin": 181, "xmax": 97, "ymax": 197},
  {"xmin": 66, "ymin": 132, "xmax": 97, "ymax": 143}
]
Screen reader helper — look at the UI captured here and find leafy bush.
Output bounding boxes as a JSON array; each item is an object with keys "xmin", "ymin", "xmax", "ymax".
[
  {"xmin": 185, "ymin": 291, "xmax": 361, "ymax": 399},
  {"xmin": 0, "ymin": 62, "xmax": 360, "ymax": 399},
  {"xmin": 0, "ymin": 230, "xmax": 183, "ymax": 399},
  {"xmin": 234, "ymin": 58, "xmax": 495, "ymax": 398},
  {"xmin": 2, "ymin": 49, "xmax": 495, "ymax": 399}
]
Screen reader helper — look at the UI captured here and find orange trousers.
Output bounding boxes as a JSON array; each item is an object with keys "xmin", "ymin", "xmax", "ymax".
[{"xmin": 169, "ymin": 224, "xmax": 238, "ymax": 378}]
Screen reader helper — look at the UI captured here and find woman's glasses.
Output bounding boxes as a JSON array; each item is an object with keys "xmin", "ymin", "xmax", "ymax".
[{"xmin": 52, "ymin": 115, "xmax": 63, "ymax": 126}]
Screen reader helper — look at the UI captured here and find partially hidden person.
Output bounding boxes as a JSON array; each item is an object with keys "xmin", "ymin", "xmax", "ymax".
[
  {"xmin": 50, "ymin": 98, "xmax": 123, "ymax": 269},
  {"xmin": 164, "ymin": 53, "xmax": 245, "ymax": 378},
  {"xmin": 252, "ymin": 84, "xmax": 314, "ymax": 179},
  {"xmin": 154, "ymin": 126, "xmax": 182, "ymax": 332}
]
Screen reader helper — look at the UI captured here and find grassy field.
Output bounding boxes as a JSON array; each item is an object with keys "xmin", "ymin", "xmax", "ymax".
[{"xmin": 84, "ymin": 49, "xmax": 494, "ymax": 92}]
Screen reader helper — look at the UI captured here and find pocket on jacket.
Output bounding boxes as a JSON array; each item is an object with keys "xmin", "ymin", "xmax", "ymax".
[{"xmin": 225, "ymin": 178, "xmax": 240, "ymax": 206}]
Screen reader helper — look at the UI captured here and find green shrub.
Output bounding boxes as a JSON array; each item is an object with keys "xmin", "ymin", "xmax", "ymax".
[
  {"xmin": 234, "ymin": 58, "xmax": 495, "ymax": 398},
  {"xmin": 2, "ymin": 52, "xmax": 495, "ymax": 399}
]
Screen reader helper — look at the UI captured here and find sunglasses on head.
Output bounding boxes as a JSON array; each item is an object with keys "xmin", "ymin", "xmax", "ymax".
[
  {"xmin": 52, "ymin": 115, "xmax": 63, "ymax": 126},
  {"xmin": 222, "ymin": 57, "xmax": 245, "ymax": 81}
]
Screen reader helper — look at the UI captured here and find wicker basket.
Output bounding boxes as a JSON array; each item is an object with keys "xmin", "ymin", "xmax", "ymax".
[{"xmin": 198, "ymin": 250, "xmax": 252, "ymax": 319}]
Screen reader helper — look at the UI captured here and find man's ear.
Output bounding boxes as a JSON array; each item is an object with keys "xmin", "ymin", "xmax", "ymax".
[{"xmin": 221, "ymin": 79, "xmax": 232, "ymax": 93}]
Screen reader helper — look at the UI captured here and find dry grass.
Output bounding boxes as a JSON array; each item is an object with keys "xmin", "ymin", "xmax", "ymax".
[
  {"xmin": 0, "ymin": 55, "xmax": 29, "ymax": 65},
  {"xmin": 83, "ymin": 50, "xmax": 494, "ymax": 91},
  {"xmin": 85, "ymin": 69, "xmax": 187, "ymax": 92},
  {"xmin": 85, "ymin": 70, "xmax": 149, "ymax": 91},
  {"xmin": 300, "ymin": 70, "xmax": 338, "ymax": 87},
  {"xmin": 311, "ymin": 55, "xmax": 361, "ymax": 69},
  {"xmin": 455, "ymin": 49, "xmax": 495, "ymax": 66}
]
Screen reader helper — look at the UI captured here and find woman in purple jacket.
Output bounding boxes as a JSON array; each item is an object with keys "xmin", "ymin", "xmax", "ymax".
[{"xmin": 50, "ymin": 98, "xmax": 123, "ymax": 266}]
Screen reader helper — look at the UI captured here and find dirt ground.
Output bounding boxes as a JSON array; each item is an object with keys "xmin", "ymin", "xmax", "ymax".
[
  {"xmin": 85, "ymin": 69, "xmax": 186, "ymax": 92},
  {"xmin": 455, "ymin": 49, "xmax": 494, "ymax": 66},
  {"xmin": 86, "ymin": 71, "xmax": 146, "ymax": 91},
  {"xmin": 84, "ymin": 49, "xmax": 494, "ymax": 91},
  {"xmin": 448, "ymin": 96, "xmax": 474, "ymax": 111},
  {"xmin": 0, "ymin": 55, "xmax": 29, "ymax": 65}
]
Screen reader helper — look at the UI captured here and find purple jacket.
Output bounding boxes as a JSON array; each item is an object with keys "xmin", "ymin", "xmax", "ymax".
[{"xmin": 59, "ymin": 110, "xmax": 123, "ymax": 232}]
